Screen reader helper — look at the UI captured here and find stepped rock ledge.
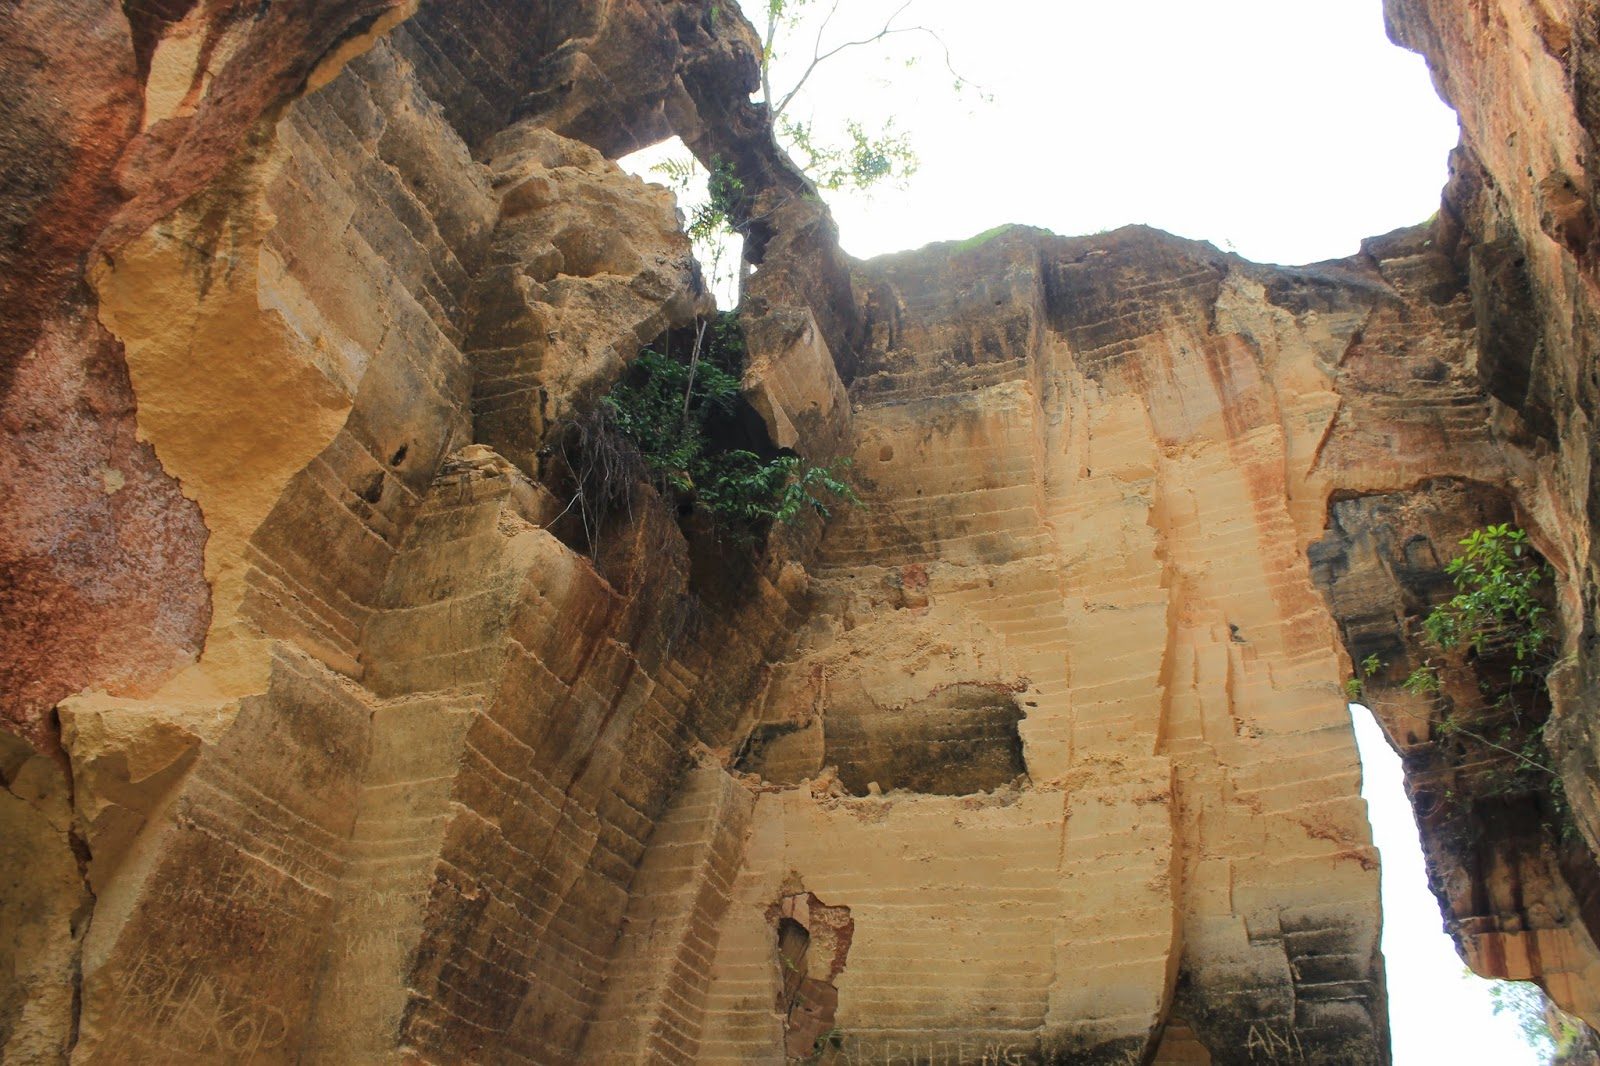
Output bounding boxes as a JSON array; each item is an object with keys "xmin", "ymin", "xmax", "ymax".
[{"xmin": 5, "ymin": 0, "xmax": 1600, "ymax": 1061}]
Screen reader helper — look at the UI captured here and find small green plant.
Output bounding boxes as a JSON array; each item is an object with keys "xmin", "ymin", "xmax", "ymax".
[
  {"xmin": 804, "ymin": 1026, "xmax": 845, "ymax": 1062},
  {"xmin": 1423, "ymin": 524, "xmax": 1553, "ymax": 682},
  {"xmin": 694, "ymin": 452, "xmax": 857, "ymax": 527},
  {"xmin": 1344, "ymin": 654, "xmax": 1386, "ymax": 701},
  {"xmin": 1402, "ymin": 663, "xmax": 1441, "ymax": 695},
  {"xmin": 654, "ymin": 156, "xmax": 747, "ymax": 297},
  {"xmin": 1400, "ymin": 527, "xmax": 1569, "ymax": 822},
  {"xmin": 692, "ymin": 158, "xmax": 746, "ymax": 244},
  {"xmin": 1399, "ymin": 524, "xmax": 1555, "ymax": 706},
  {"xmin": 571, "ymin": 314, "xmax": 858, "ymax": 546}
]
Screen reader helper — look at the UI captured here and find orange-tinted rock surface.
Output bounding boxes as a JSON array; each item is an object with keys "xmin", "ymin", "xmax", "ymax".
[{"xmin": 5, "ymin": 0, "xmax": 1600, "ymax": 1062}]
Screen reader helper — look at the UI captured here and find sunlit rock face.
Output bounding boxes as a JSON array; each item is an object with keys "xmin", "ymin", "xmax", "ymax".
[
  {"xmin": 1305, "ymin": 0, "xmax": 1600, "ymax": 1032},
  {"xmin": 759, "ymin": 223, "xmax": 1440, "ymax": 1063},
  {"xmin": 5, "ymin": 0, "xmax": 1600, "ymax": 1061}
]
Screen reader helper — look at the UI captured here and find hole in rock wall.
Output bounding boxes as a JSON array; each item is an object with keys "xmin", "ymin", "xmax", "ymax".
[
  {"xmin": 771, "ymin": 892, "xmax": 853, "ymax": 1060},
  {"xmin": 823, "ymin": 682, "xmax": 1027, "ymax": 797},
  {"xmin": 776, "ymin": 917, "xmax": 810, "ymax": 1005},
  {"xmin": 732, "ymin": 679, "xmax": 1029, "ymax": 796},
  {"xmin": 619, "ymin": 136, "xmax": 744, "ymax": 307},
  {"xmin": 734, "ymin": 721, "xmax": 815, "ymax": 785}
]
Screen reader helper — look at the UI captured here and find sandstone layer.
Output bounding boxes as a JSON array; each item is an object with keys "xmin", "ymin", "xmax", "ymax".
[{"xmin": 4, "ymin": 0, "xmax": 1600, "ymax": 1063}]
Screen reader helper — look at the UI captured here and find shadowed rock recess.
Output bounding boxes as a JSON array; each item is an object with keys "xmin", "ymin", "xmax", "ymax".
[{"xmin": 5, "ymin": 0, "xmax": 1600, "ymax": 1061}]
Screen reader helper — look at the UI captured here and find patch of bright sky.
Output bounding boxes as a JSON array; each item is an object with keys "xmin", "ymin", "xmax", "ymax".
[
  {"xmin": 627, "ymin": 0, "xmax": 1461, "ymax": 265},
  {"xmin": 1350, "ymin": 706, "xmax": 1545, "ymax": 1063}
]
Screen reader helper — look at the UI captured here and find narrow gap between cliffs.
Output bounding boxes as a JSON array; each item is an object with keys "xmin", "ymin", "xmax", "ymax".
[{"xmin": 1351, "ymin": 703, "xmax": 1570, "ymax": 1063}]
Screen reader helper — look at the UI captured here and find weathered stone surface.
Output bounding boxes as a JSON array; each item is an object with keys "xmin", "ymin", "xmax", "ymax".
[
  {"xmin": 696, "ymin": 226, "xmax": 1392, "ymax": 1062},
  {"xmin": 10, "ymin": 0, "xmax": 1600, "ymax": 1060},
  {"xmin": 0, "ymin": 731, "xmax": 88, "ymax": 1064},
  {"xmin": 466, "ymin": 124, "xmax": 702, "ymax": 475},
  {"xmin": 0, "ymin": 313, "xmax": 210, "ymax": 754},
  {"xmin": 1306, "ymin": 0, "xmax": 1600, "ymax": 1030},
  {"xmin": 1314, "ymin": 482, "xmax": 1600, "ymax": 1024},
  {"xmin": 740, "ymin": 306, "xmax": 853, "ymax": 459}
]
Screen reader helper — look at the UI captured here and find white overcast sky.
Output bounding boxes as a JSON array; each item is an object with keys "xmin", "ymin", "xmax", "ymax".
[
  {"xmin": 1352, "ymin": 706, "xmax": 1544, "ymax": 1063},
  {"xmin": 644, "ymin": 0, "xmax": 1464, "ymax": 264},
  {"xmin": 625, "ymin": 2, "xmax": 1546, "ymax": 1058}
]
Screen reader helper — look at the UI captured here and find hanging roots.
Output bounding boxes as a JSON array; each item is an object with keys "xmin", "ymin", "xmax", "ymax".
[{"xmin": 550, "ymin": 403, "xmax": 652, "ymax": 558}]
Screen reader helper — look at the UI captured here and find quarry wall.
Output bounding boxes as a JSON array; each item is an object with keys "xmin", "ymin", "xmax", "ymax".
[{"xmin": 5, "ymin": 0, "xmax": 1600, "ymax": 1061}]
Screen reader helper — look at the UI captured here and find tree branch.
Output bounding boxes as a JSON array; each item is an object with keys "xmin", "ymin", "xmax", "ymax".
[
  {"xmin": 811, "ymin": 0, "xmax": 845, "ymax": 66},
  {"xmin": 761, "ymin": 1, "xmax": 782, "ymax": 113},
  {"xmin": 772, "ymin": 0, "xmax": 913, "ymax": 119},
  {"xmin": 1450, "ymin": 723, "xmax": 1558, "ymax": 778},
  {"xmin": 681, "ymin": 318, "xmax": 710, "ymax": 425}
]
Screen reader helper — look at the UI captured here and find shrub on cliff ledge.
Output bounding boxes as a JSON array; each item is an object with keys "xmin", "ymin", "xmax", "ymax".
[
  {"xmin": 563, "ymin": 313, "xmax": 856, "ymax": 547},
  {"xmin": 1387, "ymin": 524, "xmax": 1567, "ymax": 818},
  {"xmin": 1430, "ymin": 524, "xmax": 1552, "ymax": 674},
  {"xmin": 1405, "ymin": 524, "xmax": 1555, "ymax": 693}
]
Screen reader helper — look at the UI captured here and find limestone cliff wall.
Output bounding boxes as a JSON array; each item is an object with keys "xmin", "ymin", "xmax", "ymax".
[
  {"xmin": 2, "ymin": 4, "xmax": 804, "ymax": 1060},
  {"xmin": 719, "ymin": 227, "xmax": 1401, "ymax": 1062},
  {"xmin": 4, "ymin": 0, "xmax": 1600, "ymax": 1063},
  {"xmin": 1313, "ymin": 0, "xmax": 1600, "ymax": 1028}
]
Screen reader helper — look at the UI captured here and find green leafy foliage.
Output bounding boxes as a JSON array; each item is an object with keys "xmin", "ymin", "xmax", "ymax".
[
  {"xmin": 1483, "ymin": 976, "xmax": 1600, "ymax": 1061},
  {"xmin": 1396, "ymin": 525, "xmax": 1554, "ymax": 704},
  {"xmin": 1396, "ymin": 526, "xmax": 1569, "ymax": 818},
  {"xmin": 693, "ymin": 452, "xmax": 857, "ymax": 527},
  {"xmin": 692, "ymin": 158, "xmax": 746, "ymax": 243},
  {"xmin": 1402, "ymin": 664, "xmax": 1441, "ymax": 695},
  {"xmin": 1488, "ymin": 978, "xmax": 1558, "ymax": 1060},
  {"xmin": 593, "ymin": 314, "xmax": 858, "ymax": 542},
  {"xmin": 653, "ymin": 156, "xmax": 746, "ymax": 299},
  {"xmin": 1344, "ymin": 654, "xmax": 1386, "ymax": 702},
  {"xmin": 602, "ymin": 349, "xmax": 738, "ymax": 490},
  {"xmin": 1424, "ymin": 524, "xmax": 1553, "ymax": 682},
  {"xmin": 650, "ymin": 0, "xmax": 987, "ymax": 305},
  {"xmin": 779, "ymin": 117, "xmax": 917, "ymax": 192}
]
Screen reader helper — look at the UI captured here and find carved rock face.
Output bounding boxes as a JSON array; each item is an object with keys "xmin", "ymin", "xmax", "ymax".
[
  {"xmin": 718, "ymin": 225, "xmax": 1406, "ymax": 1061},
  {"xmin": 8, "ymin": 0, "xmax": 1600, "ymax": 1061}
]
